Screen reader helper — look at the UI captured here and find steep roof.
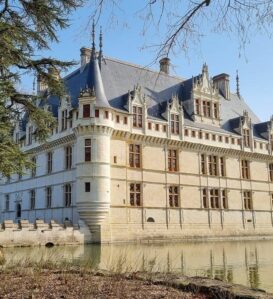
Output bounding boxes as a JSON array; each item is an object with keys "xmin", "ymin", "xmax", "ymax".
[{"xmin": 52, "ymin": 55, "xmax": 262, "ymax": 136}]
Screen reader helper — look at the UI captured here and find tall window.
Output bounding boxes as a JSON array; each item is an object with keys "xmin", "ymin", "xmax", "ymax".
[
  {"xmin": 83, "ymin": 104, "xmax": 90, "ymax": 118},
  {"xmin": 243, "ymin": 129, "xmax": 250, "ymax": 147},
  {"xmin": 220, "ymin": 157, "xmax": 225, "ymax": 176},
  {"xmin": 47, "ymin": 152, "xmax": 53, "ymax": 174},
  {"xmin": 241, "ymin": 160, "xmax": 250, "ymax": 179},
  {"xmin": 129, "ymin": 144, "xmax": 141, "ymax": 168},
  {"xmin": 85, "ymin": 139, "xmax": 91, "ymax": 162},
  {"xmin": 65, "ymin": 146, "xmax": 72, "ymax": 170},
  {"xmin": 129, "ymin": 183, "xmax": 141, "ymax": 206},
  {"xmin": 61, "ymin": 109, "xmax": 68, "ymax": 131},
  {"xmin": 269, "ymin": 163, "xmax": 273, "ymax": 182},
  {"xmin": 195, "ymin": 99, "xmax": 201, "ymax": 115},
  {"xmin": 46, "ymin": 187, "xmax": 52, "ymax": 208},
  {"xmin": 30, "ymin": 190, "xmax": 35, "ymax": 210},
  {"xmin": 201, "ymin": 154, "xmax": 206, "ymax": 174},
  {"xmin": 31, "ymin": 156, "xmax": 36, "ymax": 177},
  {"xmin": 133, "ymin": 106, "xmax": 143, "ymax": 128},
  {"xmin": 169, "ymin": 186, "xmax": 179, "ymax": 207},
  {"xmin": 64, "ymin": 184, "xmax": 72, "ymax": 207},
  {"xmin": 213, "ymin": 103, "xmax": 219, "ymax": 119},
  {"xmin": 208, "ymin": 155, "xmax": 218, "ymax": 176},
  {"xmin": 243, "ymin": 191, "xmax": 252, "ymax": 210},
  {"xmin": 171, "ymin": 114, "xmax": 179, "ymax": 134},
  {"xmin": 210, "ymin": 189, "xmax": 220, "ymax": 209},
  {"xmin": 203, "ymin": 101, "xmax": 211, "ymax": 117},
  {"xmin": 5, "ymin": 194, "xmax": 9, "ymax": 211},
  {"xmin": 168, "ymin": 149, "xmax": 178, "ymax": 172},
  {"xmin": 28, "ymin": 126, "xmax": 33, "ymax": 145},
  {"xmin": 222, "ymin": 189, "xmax": 228, "ymax": 209},
  {"xmin": 202, "ymin": 188, "xmax": 208, "ymax": 208}
]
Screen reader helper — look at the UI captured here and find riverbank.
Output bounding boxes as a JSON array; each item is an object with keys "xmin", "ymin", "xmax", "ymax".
[{"xmin": 0, "ymin": 266, "xmax": 272, "ymax": 298}]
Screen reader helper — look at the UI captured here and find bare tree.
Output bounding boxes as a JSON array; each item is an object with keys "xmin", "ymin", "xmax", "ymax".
[{"xmin": 90, "ymin": 0, "xmax": 273, "ymax": 60}]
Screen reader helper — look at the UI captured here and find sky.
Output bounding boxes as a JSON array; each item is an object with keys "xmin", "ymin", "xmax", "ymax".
[{"xmin": 21, "ymin": 1, "xmax": 273, "ymax": 122}]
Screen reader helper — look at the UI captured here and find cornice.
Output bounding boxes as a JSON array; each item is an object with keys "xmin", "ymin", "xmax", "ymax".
[{"xmin": 112, "ymin": 130, "xmax": 273, "ymax": 162}]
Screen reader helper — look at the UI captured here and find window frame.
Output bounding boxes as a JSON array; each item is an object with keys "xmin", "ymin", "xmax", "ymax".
[
  {"xmin": 132, "ymin": 106, "xmax": 143, "ymax": 128},
  {"xmin": 168, "ymin": 149, "xmax": 178, "ymax": 172},
  {"xmin": 129, "ymin": 183, "xmax": 141, "ymax": 206},
  {"xmin": 84, "ymin": 139, "xmax": 91, "ymax": 162},
  {"xmin": 129, "ymin": 144, "xmax": 141, "ymax": 168},
  {"xmin": 169, "ymin": 185, "xmax": 179, "ymax": 207},
  {"xmin": 64, "ymin": 184, "xmax": 72, "ymax": 207}
]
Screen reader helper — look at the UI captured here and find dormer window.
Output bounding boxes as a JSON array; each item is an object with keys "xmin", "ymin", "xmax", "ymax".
[
  {"xmin": 203, "ymin": 101, "xmax": 211, "ymax": 117},
  {"xmin": 133, "ymin": 106, "xmax": 142, "ymax": 128},
  {"xmin": 171, "ymin": 114, "xmax": 179, "ymax": 135},
  {"xmin": 213, "ymin": 103, "xmax": 219, "ymax": 119},
  {"xmin": 15, "ymin": 132, "xmax": 19, "ymax": 144},
  {"xmin": 61, "ymin": 109, "xmax": 68, "ymax": 131},
  {"xmin": 83, "ymin": 104, "xmax": 90, "ymax": 118},
  {"xmin": 243, "ymin": 129, "xmax": 250, "ymax": 147},
  {"xmin": 195, "ymin": 99, "xmax": 201, "ymax": 115}
]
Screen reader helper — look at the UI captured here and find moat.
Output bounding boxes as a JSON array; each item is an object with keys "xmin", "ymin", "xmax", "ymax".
[{"xmin": 3, "ymin": 239, "xmax": 273, "ymax": 293}]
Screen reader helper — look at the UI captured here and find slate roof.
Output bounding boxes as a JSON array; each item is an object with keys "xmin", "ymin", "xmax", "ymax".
[{"xmin": 47, "ymin": 54, "xmax": 264, "ymax": 138}]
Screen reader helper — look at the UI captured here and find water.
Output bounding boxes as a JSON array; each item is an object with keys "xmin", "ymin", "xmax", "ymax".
[{"xmin": 2, "ymin": 239, "xmax": 273, "ymax": 293}]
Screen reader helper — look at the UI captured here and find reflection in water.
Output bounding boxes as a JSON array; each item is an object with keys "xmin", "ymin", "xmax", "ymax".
[{"xmin": 2, "ymin": 240, "xmax": 273, "ymax": 293}]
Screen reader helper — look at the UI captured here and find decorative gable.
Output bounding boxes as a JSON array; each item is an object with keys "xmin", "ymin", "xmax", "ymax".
[{"xmin": 125, "ymin": 84, "xmax": 147, "ymax": 113}]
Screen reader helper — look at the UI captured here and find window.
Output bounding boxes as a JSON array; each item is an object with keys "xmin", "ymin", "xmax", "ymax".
[
  {"xmin": 168, "ymin": 149, "xmax": 178, "ymax": 171},
  {"xmin": 191, "ymin": 130, "xmax": 196, "ymax": 137},
  {"xmin": 214, "ymin": 103, "xmax": 219, "ymax": 118},
  {"xmin": 225, "ymin": 136, "xmax": 229, "ymax": 143},
  {"xmin": 222, "ymin": 189, "xmax": 228, "ymax": 209},
  {"xmin": 85, "ymin": 139, "xmax": 91, "ymax": 162},
  {"xmin": 47, "ymin": 152, "xmax": 53, "ymax": 174},
  {"xmin": 30, "ymin": 190, "xmax": 35, "ymax": 210},
  {"xmin": 171, "ymin": 114, "xmax": 179, "ymax": 135},
  {"xmin": 243, "ymin": 191, "xmax": 252, "ymax": 210},
  {"xmin": 212, "ymin": 134, "xmax": 216, "ymax": 141},
  {"xmin": 16, "ymin": 203, "xmax": 21, "ymax": 218},
  {"xmin": 104, "ymin": 111, "xmax": 109, "ymax": 119},
  {"xmin": 155, "ymin": 124, "xmax": 159, "ymax": 131},
  {"xmin": 95, "ymin": 109, "xmax": 99, "ymax": 118},
  {"xmin": 83, "ymin": 104, "xmax": 90, "ymax": 118},
  {"xmin": 205, "ymin": 133, "xmax": 209, "ymax": 140},
  {"xmin": 210, "ymin": 189, "xmax": 220, "ymax": 209},
  {"xmin": 202, "ymin": 188, "xmax": 208, "ymax": 208},
  {"xmin": 129, "ymin": 183, "xmax": 141, "ymax": 206},
  {"xmin": 208, "ymin": 155, "xmax": 218, "ymax": 176},
  {"xmin": 219, "ymin": 136, "xmax": 222, "ymax": 142},
  {"xmin": 61, "ymin": 109, "xmax": 68, "ymax": 131},
  {"xmin": 5, "ymin": 195, "xmax": 9, "ymax": 211},
  {"xmin": 195, "ymin": 99, "xmax": 201, "ymax": 115},
  {"xmin": 148, "ymin": 122, "xmax": 152, "ymax": 130},
  {"xmin": 169, "ymin": 186, "xmax": 179, "ymax": 207},
  {"xmin": 184, "ymin": 129, "xmax": 189, "ymax": 136},
  {"xmin": 65, "ymin": 146, "xmax": 72, "ymax": 170},
  {"xmin": 114, "ymin": 156, "xmax": 117, "ymax": 163},
  {"xmin": 46, "ymin": 187, "xmax": 52, "ymax": 208},
  {"xmin": 241, "ymin": 160, "xmax": 250, "ymax": 179},
  {"xmin": 116, "ymin": 115, "xmax": 120, "ymax": 123},
  {"xmin": 243, "ymin": 129, "xmax": 250, "ymax": 147},
  {"xmin": 15, "ymin": 132, "xmax": 20, "ymax": 144},
  {"xmin": 163, "ymin": 125, "xmax": 167, "ymax": 132},
  {"xmin": 133, "ymin": 106, "xmax": 143, "ymax": 128},
  {"xmin": 64, "ymin": 184, "xmax": 72, "ymax": 207},
  {"xmin": 220, "ymin": 157, "xmax": 225, "ymax": 176},
  {"xmin": 231, "ymin": 138, "xmax": 235, "ymax": 144},
  {"xmin": 124, "ymin": 116, "xmax": 128, "ymax": 125},
  {"xmin": 85, "ymin": 182, "xmax": 91, "ymax": 192},
  {"xmin": 129, "ymin": 144, "xmax": 141, "ymax": 168},
  {"xmin": 31, "ymin": 156, "xmax": 36, "ymax": 177},
  {"xmin": 201, "ymin": 154, "xmax": 225, "ymax": 177},
  {"xmin": 201, "ymin": 154, "xmax": 206, "ymax": 174},
  {"xmin": 203, "ymin": 101, "xmax": 211, "ymax": 117},
  {"xmin": 199, "ymin": 131, "xmax": 203, "ymax": 139},
  {"xmin": 28, "ymin": 126, "xmax": 33, "ymax": 145},
  {"xmin": 269, "ymin": 164, "xmax": 273, "ymax": 182}
]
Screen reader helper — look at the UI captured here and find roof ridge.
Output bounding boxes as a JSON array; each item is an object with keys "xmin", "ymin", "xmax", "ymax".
[{"xmin": 103, "ymin": 55, "xmax": 184, "ymax": 81}]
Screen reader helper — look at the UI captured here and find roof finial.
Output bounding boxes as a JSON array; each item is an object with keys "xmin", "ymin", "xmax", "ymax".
[
  {"xmin": 99, "ymin": 26, "xmax": 103, "ymax": 69},
  {"xmin": 91, "ymin": 19, "xmax": 96, "ymax": 59},
  {"xmin": 236, "ymin": 70, "xmax": 240, "ymax": 98}
]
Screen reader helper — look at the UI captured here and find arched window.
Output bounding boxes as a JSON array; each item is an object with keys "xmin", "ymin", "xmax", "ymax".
[{"xmin": 16, "ymin": 203, "xmax": 21, "ymax": 218}]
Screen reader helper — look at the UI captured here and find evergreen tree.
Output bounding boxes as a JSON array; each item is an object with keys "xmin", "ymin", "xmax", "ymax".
[{"xmin": 0, "ymin": 0, "xmax": 84, "ymax": 177}]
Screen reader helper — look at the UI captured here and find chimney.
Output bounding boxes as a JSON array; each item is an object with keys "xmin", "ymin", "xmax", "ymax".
[
  {"xmin": 213, "ymin": 73, "xmax": 230, "ymax": 100},
  {"xmin": 80, "ymin": 47, "xmax": 91, "ymax": 72},
  {"xmin": 159, "ymin": 57, "xmax": 170, "ymax": 75}
]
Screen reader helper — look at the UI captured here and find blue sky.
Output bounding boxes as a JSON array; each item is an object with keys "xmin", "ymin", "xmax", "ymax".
[{"xmin": 21, "ymin": 1, "xmax": 273, "ymax": 122}]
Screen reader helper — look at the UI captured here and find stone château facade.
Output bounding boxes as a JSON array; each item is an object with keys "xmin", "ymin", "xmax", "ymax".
[{"xmin": 1, "ymin": 27, "xmax": 273, "ymax": 243}]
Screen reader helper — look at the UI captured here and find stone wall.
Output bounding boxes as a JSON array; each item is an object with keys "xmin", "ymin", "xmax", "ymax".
[{"xmin": 0, "ymin": 219, "xmax": 91, "ymax": 247}]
